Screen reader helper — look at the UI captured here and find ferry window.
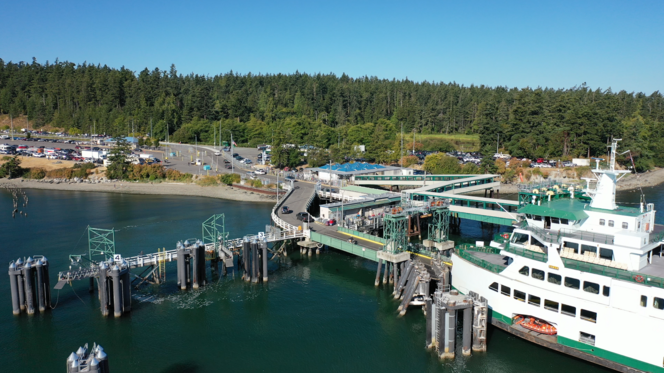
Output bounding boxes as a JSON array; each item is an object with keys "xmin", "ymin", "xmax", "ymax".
[
  {"xmin": 514, "ymin": 290, "xmax": 526, "ymax": 302},
  {"xmin": 565, "ymin": 242, "xmax": 579, "ymax": 253},
  {"xmin": 622, "ymin": 222, "xmax": 628, "ymax": 229},
  {"xmin": 579, "ymin": 332, "xmax": 596, "ymax": 346},
  {"xmin": 531, "ymin": 268, "xmax": 545, "ymax": 281},
  {"xmin": 561, "ymin": 304, "xmax": 576, "ymax": 317},
  {"xmin": 526, "ymin": 214, "xmax": 533, "ymax": 219},
  {"xmin": 599, "ymin": 248, "xmax": 614, "ymax": 261},
  {"xmin": 560, "ymin": 218, "xmax": 569, "ymax": 225},
  {"xmin": 528, "ymin": 295, "xmax": 541, "ymax": 306},
  {"xmin": 580, "ymin": 309, "xmax": 597, "ymax": 323},
  {"xmin": 638, "ymin": 222, "xmax": 641, "ymax": 229},
  {"xmin": 599, "ymin": 219, "xmax": 605, "ymax": 226},
  {"xmin": 581, "ymin": 245, "xmax": 596, "ymax": 256},
  {"xmin": 533, "ymin": 215, "xmax": 542, "ymax": 221},
  {"xmin": 518, "ymin": 266, "xmax": 529, "ymax": 276},
  {"xmin": 551, "ymin": 217, "xmax": 560, "ymax": 224},
  {"xmin": 583, "ymin": 281, "xmax": 600, "ymax": 294},
  {"xmin": 511, "ymin": 233, "xmax": 529, "ymax": 245},
  {"xmin": 640, "ymin": 295, "xmax": 647, "ymax": 307},
  {"xmin": 608, "ymin": 220, "xmax": 614, "ymax": 227},
  {"xmin": 564, "ymin": 277, "xmax": 580, "ymax": 289},
  {"xmin": 602, "ymin": 286, "xmax": 610, "ymax": 297},
  {"xmin": 544, "ymin": 299, "xmax": 559, "ymax": 312},
  {"xmin": 654, "ymin": 297, "xmax": 664, "ymax": 310},
  {"xmin": 489, "ymin": 282, "xmax": 498, "ymax": 292},
  {"xmin": 501, "ymin": 285, "xmax": 511, "ymax": 296},
  {"xmin": 548, "ymin": 273, "xmax": 562, "ymax": 285}
]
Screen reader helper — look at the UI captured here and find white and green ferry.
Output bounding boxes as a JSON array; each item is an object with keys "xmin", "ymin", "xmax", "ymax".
[{"xmin": 451, "ymin": 140, "xmax": 664, "ymax": 372}]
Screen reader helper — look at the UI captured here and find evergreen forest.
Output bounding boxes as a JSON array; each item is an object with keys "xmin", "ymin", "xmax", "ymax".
[{"xmin": 1, "ymin": 58, "xmax": 663, "ymax": 170}]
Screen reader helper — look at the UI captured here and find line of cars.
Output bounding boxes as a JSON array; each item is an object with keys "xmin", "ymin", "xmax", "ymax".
[{"xmin": 0, "ymin": 143, "xmax": 85, "ymax": 161}]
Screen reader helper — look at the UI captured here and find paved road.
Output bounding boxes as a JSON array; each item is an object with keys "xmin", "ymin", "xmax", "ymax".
[{"xmin": 275, "ymin": 180, "xmax": 383, "ymax": 252}]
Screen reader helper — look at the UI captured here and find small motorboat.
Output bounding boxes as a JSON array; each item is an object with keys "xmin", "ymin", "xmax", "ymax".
[{"xmin": 513, "ymin": 315, "xmax": 557, "ymax": 335}]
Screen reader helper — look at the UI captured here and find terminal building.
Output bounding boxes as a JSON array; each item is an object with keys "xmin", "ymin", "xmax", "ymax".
[{"xmin": 307, "ymin": 162, "xmax": 412, "ymax": 182}]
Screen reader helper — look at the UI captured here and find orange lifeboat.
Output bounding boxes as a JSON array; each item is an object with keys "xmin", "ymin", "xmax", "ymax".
[{"xmin": 513, "ymin": 315, "xmax": 557, "ymax": 335}]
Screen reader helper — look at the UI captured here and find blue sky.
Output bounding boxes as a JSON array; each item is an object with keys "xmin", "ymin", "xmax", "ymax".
[{"xmin": 2, "ymin": 0, "xmax": 662, "ymax": 93}]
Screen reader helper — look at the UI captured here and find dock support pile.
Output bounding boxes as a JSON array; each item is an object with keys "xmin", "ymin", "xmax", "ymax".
[
  {"xmin": 8, "ymin": 256, "xmax": 51, "ymax": 315},
  {"xmin": 97, "ymin": 262, "xmax": 131, "ymax": 318},
  {"xmin": 176, "ymin": 241, "xmax": 208, "ymax": 290},
  {"xmin": 426, "ymin": 287, "xmax": 488, "ymax": 358},
  {"xmin": 241, "ymin": 239, "xmax": 269, "ymax": 283}
]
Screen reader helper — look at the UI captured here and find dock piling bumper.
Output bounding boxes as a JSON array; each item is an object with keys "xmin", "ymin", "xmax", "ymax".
[
  {"xmin": 111, "ymin": 266, "xmax": 122, "ymax": 318},
  {"xmin": 177, "ymin": 248, "xmax": 187, "ymax": 290},
  {"xmin": 261, "ymin": 241, "xmax": 268, "ymax": 282},
  {"xmin": 42, "ymin": 257, "xmax": 51, "ymax": 309},
  {"xmin": 443, "ymin": 306, "xmax": 456, "ymax": 359},
  {"xmin": 382, "ymin": 261, "xmax": 389, "ymax": 284},
  {"xmin": 375, "ymin": 259, "xmax": 383, "ymax": 286},
  {"xmin": 23, "ymin": 261, "xmax": 35, "ymax": 315},
  {"xmin": 36, "ymin": 259, "xmax": 45, "ymax": 312},
  {"xmin": 425, "ymin": 297, "xmax": 433, "ymax": 349},
  {"xmin": 99, "ymin": 263, "xmax": 109, "ymax": 317},
  {"xmin": 462, "ymin": 307, "xmax": 472, "ymax": 356},
  {"xmin": 121, "ymin": 270, "xmax": 131, "ymax": 313},
  {"xmin": 251, "ymin": 241, "xmax": 259, "ymax": 283},
  {"xmin": 8, "ymin": 262, "xmax": 20, "ymax": 315}
]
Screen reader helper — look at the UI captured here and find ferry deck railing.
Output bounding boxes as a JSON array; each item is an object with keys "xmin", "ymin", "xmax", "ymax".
[{"xmin": 455, "ymin": 244, "xmax": 506, "ymax": 274}]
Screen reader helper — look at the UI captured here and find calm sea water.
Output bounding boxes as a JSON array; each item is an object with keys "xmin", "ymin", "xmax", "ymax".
[{"xmin": 0, "ymin": 186, "xmax": 660, "ymax": 372}]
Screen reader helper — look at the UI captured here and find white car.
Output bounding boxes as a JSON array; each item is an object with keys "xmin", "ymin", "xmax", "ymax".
[
  {"xmin": 214, "ymin": 152, "xmax": 221, "ymax": 156},
  {"xmin": 255, "ymin": 169, "xmax": 266, "ymax": 175}
]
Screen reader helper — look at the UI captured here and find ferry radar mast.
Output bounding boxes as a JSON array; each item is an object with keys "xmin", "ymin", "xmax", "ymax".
[{"xmin": 585, "ymin": 138, "xmax": 631, "ymax": 210}]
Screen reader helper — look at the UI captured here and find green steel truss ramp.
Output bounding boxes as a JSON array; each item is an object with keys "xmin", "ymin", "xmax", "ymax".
[
  {"xmin": 383, "ymin": 214, "xmax": 408, "ymax": 253},
  {"xmin": 202, "ymin": 214, "xmax": 226, "ymax": 249},
  {"xmin": 87, "ymin": 226, "xmax": 116, "ymax": 263},
  {"xmin": 428, "ymin": 207, "xmax": 450, "ymax": 243}
]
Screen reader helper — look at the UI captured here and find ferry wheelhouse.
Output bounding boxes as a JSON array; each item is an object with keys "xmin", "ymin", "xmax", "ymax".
[{"xmin": 451, "ymin": 140, "xmax": 664, "ymax": 372}]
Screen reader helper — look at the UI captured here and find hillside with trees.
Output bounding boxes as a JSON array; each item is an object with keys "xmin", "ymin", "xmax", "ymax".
[{"xmin": 0, "ymin": 58, "xmax": 662, "ymax": 170}]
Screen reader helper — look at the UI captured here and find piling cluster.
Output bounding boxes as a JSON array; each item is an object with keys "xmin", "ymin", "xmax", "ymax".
[
  {"xmin": 97, "ymin": 262, "xmax": 131, "ymax": 317},
  {"xmin": 240, "ymin": 239, "xmax": 268, "ymax": 283},
  {"xmin": 393, "ymin": 260, "xmax": 433, "ymax": 316},
  {"xmin": 67, "ymin": 343, "xmax": 109, "ymax": 373},
  {"xmin": 176, "ymin": 240, "xmax": 208, "ymax": 290},
  {"xmin": 426, "ymin": 287, "xmax": 488, "ymax": 359},
  {"xmin": 8, "ymin": 256, "xmax": 51, "ymax": 315}
]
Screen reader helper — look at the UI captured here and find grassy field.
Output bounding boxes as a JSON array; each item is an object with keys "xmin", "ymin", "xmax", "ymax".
[
  {"xmin": 0, "ymin": 156, "xmax": 78, "ymax": 171},
  {"xmin": 405, "ymin": 133, "xmax": 480, "ymax": 152}
]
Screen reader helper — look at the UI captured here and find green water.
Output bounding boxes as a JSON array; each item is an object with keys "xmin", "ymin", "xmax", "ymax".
[{"xmin": 3, "ymin": 187, "xmax": 657, "ymax": 372}]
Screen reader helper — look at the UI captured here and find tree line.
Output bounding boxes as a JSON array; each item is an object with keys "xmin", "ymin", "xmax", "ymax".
[{"xmin": 1, "ymin": 58, "xmax": 662, "ymax": 170}]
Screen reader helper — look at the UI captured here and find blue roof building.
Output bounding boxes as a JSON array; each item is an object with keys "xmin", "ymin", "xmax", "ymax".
[{"xmin": 308, "ymin": 162, "xmax": 411, "ymax": 181}]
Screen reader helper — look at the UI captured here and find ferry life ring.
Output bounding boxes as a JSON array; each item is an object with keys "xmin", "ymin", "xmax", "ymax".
[
  {"xmin": 634, "ymin": 275, "xmax": 645, "ymax": 283},
  {"xmin": 502, "ymin": 233, "xmax": 510, "ymax": 239},
  {"xmin": 392, "ymin": 208, "xmax": 397, "ymax": 214}
]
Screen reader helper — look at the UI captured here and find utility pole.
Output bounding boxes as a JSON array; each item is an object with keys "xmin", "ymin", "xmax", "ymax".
[
  {"xmin": 497, "ymin": 134, "xmax": 499, "ymax": 155},
  {"xmin": 10, "ymin": 114, "xmax": 13, "ymax": 138},
  {"xmin": 150, "ymin": 118, "xmax": 153, "ymax": 144},
  {"xmin": 231, "ymin": 132, "xmax": 234, "ymax": 175},
  {"xmin": 413, "ymin": 128, "xmax": 416, "ymax": 154},
  {"xmin": 400, "ymin": 122, "xmax": 404, "ymax": 168}
]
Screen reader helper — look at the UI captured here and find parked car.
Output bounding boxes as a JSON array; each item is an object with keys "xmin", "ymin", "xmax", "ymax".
[
  {"xmin": 281, "ymin": 206, "xmax": 292, "ymax": 214},
  {"xmin": 285, "ymin": 175, "xmax": 295, "ymax": 181},
  {"xmin": 255, "ymin": 169, "xmax": 266, "ymax": 175},
  {"xmin": 225, "ymin": 164, "xmax": 232, "ymax": 169}
]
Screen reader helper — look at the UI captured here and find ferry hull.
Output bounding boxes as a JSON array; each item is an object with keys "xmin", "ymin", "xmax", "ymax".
[{"xmin": 452, "ymin": 252, "xmax": 664, "ymax": 373}]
